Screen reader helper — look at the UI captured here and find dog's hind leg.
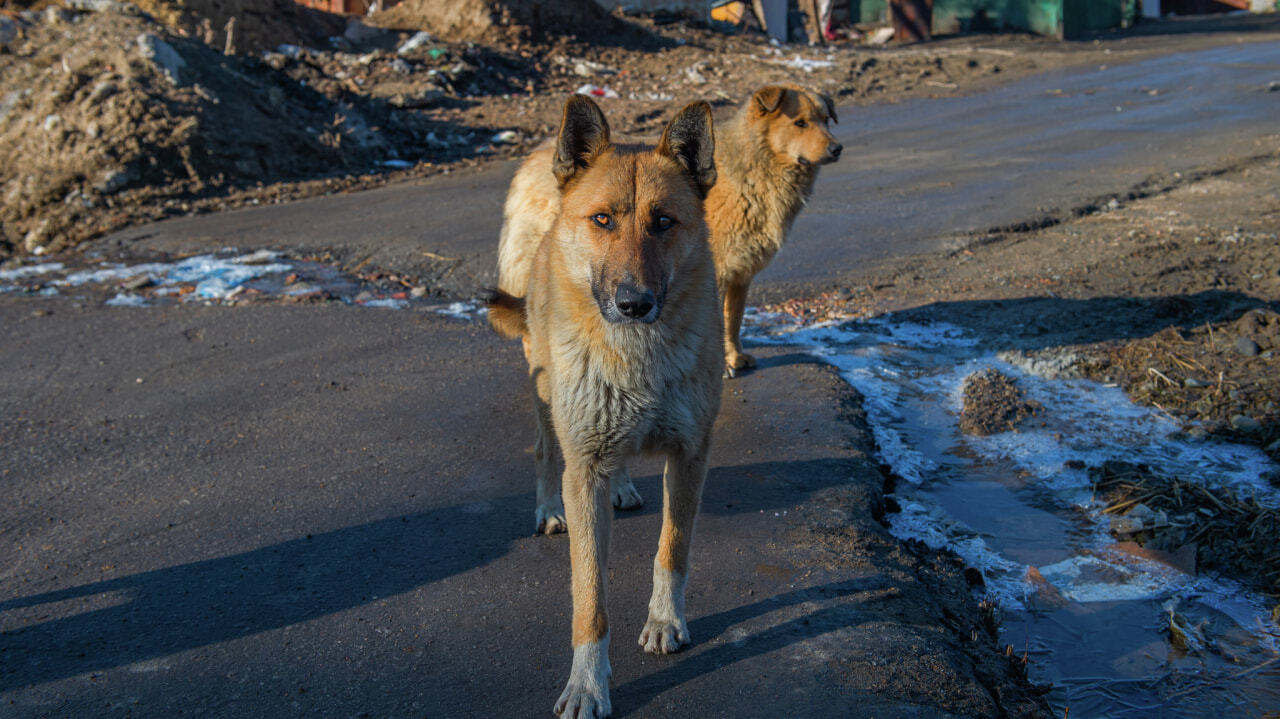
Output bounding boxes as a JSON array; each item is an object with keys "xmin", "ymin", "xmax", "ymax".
[
  {"xmin": 534, "ymin": 400, "xmax": 566, "ymax": 535},
  {"xmin": 639, "ymin": 441, "xmax": 709, "ymax": 655},
  {"xmin": 556, "ymin": 456, "xmax": 613, "ymax": 718},
  {"xmin": 722, "ymin": 280, "xmax": 756, "ymax": 378},
  {"xmin": 609, "ymin": 465, "xmax": 643, "ymax": 510}
]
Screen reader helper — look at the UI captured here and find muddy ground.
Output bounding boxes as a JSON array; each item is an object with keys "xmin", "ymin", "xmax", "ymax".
[
  {"xmin": 3, "ymin": 1, "xmax": 1278, "ymax": 258},
  {"xmin": 760, "ymin": 141, "xmax": 1280, "ymax": 604},
  {"xmin": 769, "ymin": 149, "xmax": 1280, "ymax": 459}
]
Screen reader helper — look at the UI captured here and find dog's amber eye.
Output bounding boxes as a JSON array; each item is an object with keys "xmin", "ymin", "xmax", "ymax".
[
  {"xmin": 654, "ymin": 215, "xmax": 673, "ymax": 232},
  {"xmin": 794, "ymin": 119, "xmax": 809, "ymax": 128},
  {"xmin": 591, "ymin": 213, "xmax": 612, "ymax": 228}
]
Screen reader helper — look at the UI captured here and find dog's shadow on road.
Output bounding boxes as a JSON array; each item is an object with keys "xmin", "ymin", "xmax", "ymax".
[
  {"xmin": 610, "ymin": 577, "xmax": 887, "ymax": 717},
  {"xmin": 0, "ymin": 496, "xmax": 530, "ymax": 692}
]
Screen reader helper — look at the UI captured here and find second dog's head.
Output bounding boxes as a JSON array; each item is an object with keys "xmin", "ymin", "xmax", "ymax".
[
  {"xmin": 749, "ymin": 84, "xmax": 841, "ymax": 168},
  {"xmin": 551, "ymin": 95, "xmax": 716, "ymax": 325}
]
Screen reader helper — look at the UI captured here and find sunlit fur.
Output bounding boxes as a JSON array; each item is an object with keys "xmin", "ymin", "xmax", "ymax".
[
  {"xmin": 706, "ymin": 84, "xmax": 841, "ymax": 376},
  {"xmin": 489, "ymin": 96, "xmax": 722, "ymax": 719}
]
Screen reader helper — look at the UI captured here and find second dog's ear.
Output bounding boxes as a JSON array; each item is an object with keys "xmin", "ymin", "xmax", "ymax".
[
  {"xmin": 553, "ymin": 95, "xmax": 611, "ymax": 187},
  {"xmin": 752, "ymin": 86, "xmax": 788, "ymax": 115},
  {"xmin": 658, "ymin": 101, "xmax": 716, "ymax": 198}
]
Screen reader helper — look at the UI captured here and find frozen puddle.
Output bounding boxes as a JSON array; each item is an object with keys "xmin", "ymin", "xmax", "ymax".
[{"xmin": 745, "ymin": 311, "xmax": 1280, "ymax": 718}]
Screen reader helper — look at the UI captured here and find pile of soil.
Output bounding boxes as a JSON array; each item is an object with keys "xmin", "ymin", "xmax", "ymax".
[
  {"xmin": 131, "ymin": 0, "xmax": 344, "ymax": 54},
  {"xmin": 0, "ymin": 4, "xmax": 500, "ymax": 256},
  {"xmin": 1092, "ymin": 460, "xmax": 1280, "ymax": 598},
  {"xmin": 1074, "ymin": 311, "xmax": 1280, "ymax": 459},
  {"xmin": 367, "ymin": 0, "xmax": 621, "ymax": 44},
  {"xmin": 958, "ymin": 368, "xmax": 1042, "ymax": 436}
]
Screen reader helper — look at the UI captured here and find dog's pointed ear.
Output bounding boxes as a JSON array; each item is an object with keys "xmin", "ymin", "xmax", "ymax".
[
  {"xmin": 553, "ymin": 94, "xmax": 611, "ymax": 187},
  {"xmin": 821, "ymin": 93, "xmax": 838, "ymax": 124},
  {"xmin": 658, "ymin": 101, "xmax": 716, "ymax": 198},
  {"xmin": 752, "ymin": 85, "xmax": 788, "ymax": 115}
]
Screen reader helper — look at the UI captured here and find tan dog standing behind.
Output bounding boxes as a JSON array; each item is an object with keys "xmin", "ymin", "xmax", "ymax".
[
  {"xmin": 707, "ymin": 84, "xmax": 842, "ymax": 376},
  {"xmin": 488, "ymin": 95, "xmax": 722, "ymax": 718}
]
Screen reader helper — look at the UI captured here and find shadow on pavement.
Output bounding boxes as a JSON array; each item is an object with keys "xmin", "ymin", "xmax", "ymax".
[
  {"xmin": 611, "ymin": 578, "xmax": 889, "ymax": 717},
  {"xmin": 2, "ymin": 448, "xmax": 876, "ymax": 694},
  {"xmin": 887, "ymin": 290, "xmax": 1280, "ymax": 351},
  {"xmin": 0, "ymin": 495, "xmax": 530, "ymax": 691}
]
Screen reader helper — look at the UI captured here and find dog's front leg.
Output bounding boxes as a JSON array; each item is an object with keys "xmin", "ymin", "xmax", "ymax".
[
  {"xmin": 722, "ymin": 280, "xmax": 756, "ymax": 378},
  {"xmin": 534, "ymin": 399, "xmax": 566, "ymax": 534},
  {"xmin": 555, "ymin": 456, "xmax": 613, "ymax": 718},
  {"xmin": 640, "ymin": 442, "xmax": 709, "ymax": 654}
]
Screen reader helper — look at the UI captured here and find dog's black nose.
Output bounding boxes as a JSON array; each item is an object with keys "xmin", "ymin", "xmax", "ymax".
[
  {"xmin": 615, "ymin": 283, "xmax": 656, "ymax": 320},
  {"xmin": 828, "ymin": 142, "xmax": 843, "ymax": 159}
]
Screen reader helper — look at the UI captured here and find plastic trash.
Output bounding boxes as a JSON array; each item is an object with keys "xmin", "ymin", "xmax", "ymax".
[
  {"xmin": 398, "ymin": 31, "xmax": 433, "ymax": 56},
  {"xmin": 575, "ymin": 84, "xmax": 619, "ymax": 99}
]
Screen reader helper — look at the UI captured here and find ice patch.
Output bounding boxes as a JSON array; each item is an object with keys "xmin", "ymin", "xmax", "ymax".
[
  {"xmin": 433, "ymin": 300, "xmax": 487, "ymax": 321},
  {"xmin": 359, "ymin": 298, "xmax": 409, "ymax": 309},
  {"xmin": 741, "ymin": 312, "xmax": 1280, "ymax": 643},
  {"xmin": 0, "ymin": 262, "xmax": 65, "ymax": 281},
  {"xmin": 105, "ymin": 292, "xmax": 148, "ymax": 307}
]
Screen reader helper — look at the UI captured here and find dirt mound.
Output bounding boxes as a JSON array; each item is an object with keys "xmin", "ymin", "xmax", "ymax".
[
  {"xmin": 368, "ymin": 0, "xmax": 618, "ymax": 43},
  {"xmin": 958, "ymin": 369, "xmax": 1041, "ymax": 436},
  {"xmin": 1074, "ymin": 309, "xmax": 1280, "ymax": 460},
  {"xmin": 0, "ymin": 5, "xmax": 432, "ymax": 256},
  {"xmin": 130, "ymin": 0, "xmax": 344, "ymax": 54}
]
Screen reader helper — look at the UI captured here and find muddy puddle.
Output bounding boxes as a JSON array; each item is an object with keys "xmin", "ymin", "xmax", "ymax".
[
  {"xmin": 746, "ymin": 312, "xmax": 1280, "ymax": 718},
  {"xmin": 0, "ymin": 251, "xmax": 476, "ymax": 314}
]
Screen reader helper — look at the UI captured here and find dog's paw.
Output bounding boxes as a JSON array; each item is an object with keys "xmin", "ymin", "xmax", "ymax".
[
  {"xmin": 536, "ymin": 498, "xmax": 567, "ymax": 535},
  {"xmin": 724, "ymin": 352, "xmax": 756, "ymax": 378},
  {"xmin": 638, "ymin": 618, "xmax": 689, "ymax": 655},
  {"xmin": 555, "ymin": 639, "xmax": 611, "ymax": 718},
  {"xmin": 610, "ymin": 478, "xmax": 643, "ymax": 511},
  {"xmin": 554, "ymin": 685, "xmax": 611, "ymax": 719}
]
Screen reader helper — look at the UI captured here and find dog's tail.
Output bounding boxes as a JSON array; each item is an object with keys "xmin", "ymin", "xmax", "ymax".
[{"xmin": 483, "ymin": 288, "xmax": 528, "ymax": 339}]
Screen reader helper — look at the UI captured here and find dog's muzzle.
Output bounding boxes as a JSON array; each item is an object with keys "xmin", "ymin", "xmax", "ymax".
[
  {"xmin": 823, "ymin": 142, "xmax": 843, "ymax": 163},
  {"xmin": 612, "ymin": 282, "xmax": 659, "ymax": 323}
]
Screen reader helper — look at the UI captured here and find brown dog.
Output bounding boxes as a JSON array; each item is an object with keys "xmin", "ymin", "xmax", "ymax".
[
  {"xmin": 706, "ymin": 84, "xmax": 842, "ymax": 376},
  {"xmin": 488, "ymin": 95, "xmax": 722, "ymax": 718}
]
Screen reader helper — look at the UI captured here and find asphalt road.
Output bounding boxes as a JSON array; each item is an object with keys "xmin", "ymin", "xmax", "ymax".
[
  {"xmin": 5, "ymin": 29, "xmax": 1280, "ymax": 719},
  {"xmin": 1, "ymin": 301, "xmax": 1024, "ymax": 717}
]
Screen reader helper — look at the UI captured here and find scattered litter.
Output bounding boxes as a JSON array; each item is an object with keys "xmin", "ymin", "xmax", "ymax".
[
  {"xmin": 768, "ymin": 54, "xmax": 835, "ymax": 73},
  {"xmin": 866, "ymin": 27, "xmax": 895, "ymax": 46},
  {"xmin": 575, "ymin": 84, "xmax": 619, "ymax": 99},
  {"xmin": 382, "ymin": 159, "xmax": 415, "ymax": 169},
  {"xmin": 490, "ymin": 130, "xmax": 519, "ymax": 145},
  {"xmin": 397, "ymin": 31, "xmax": 433, "ymax": 56}
]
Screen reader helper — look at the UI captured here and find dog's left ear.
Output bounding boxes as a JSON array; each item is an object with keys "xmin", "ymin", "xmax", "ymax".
[
  {"xmin": 820, "ymin": 93, "xmax": 838, "ymax": 124},
  {"xmin": 658, "ymin": 101, "xmax": 716, "ymax": 198}
]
